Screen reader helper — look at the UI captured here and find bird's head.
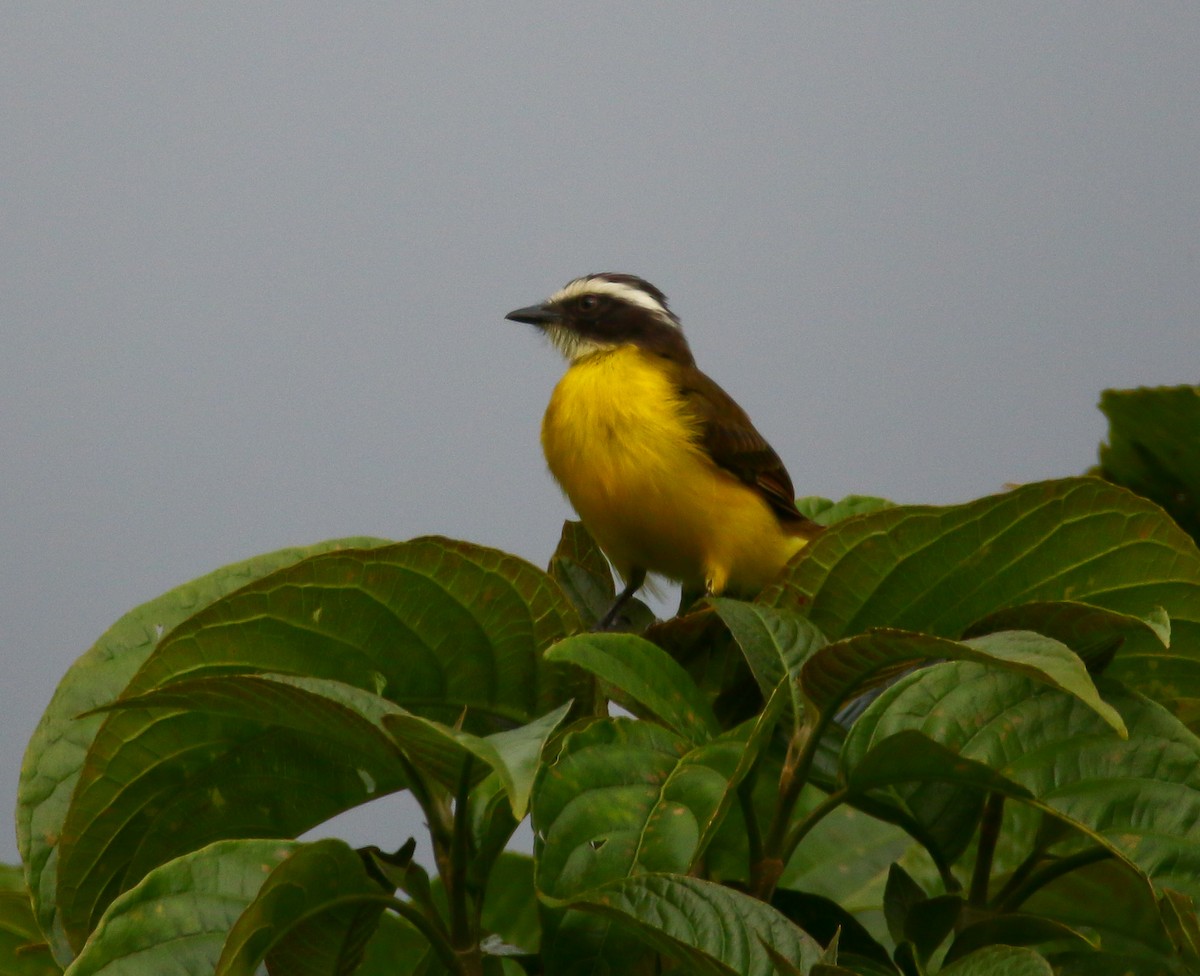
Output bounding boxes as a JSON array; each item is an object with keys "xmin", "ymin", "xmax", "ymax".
[{"xmin": 506, "ymin": 272, "xmax": 694, "ymax": 365}]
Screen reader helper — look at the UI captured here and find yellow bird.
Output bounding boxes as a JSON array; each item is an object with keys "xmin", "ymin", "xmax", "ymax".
[{"xmin": 507, "ymin": 273, "xmax": 821, "ymax": 628}]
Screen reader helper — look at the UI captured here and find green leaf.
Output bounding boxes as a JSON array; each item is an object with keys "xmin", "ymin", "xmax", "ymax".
[
  {"xmin": 905, "ymin": 893, "xmax": 963, "ymax": 962},
  {"xmin": 546, "ymin": 633, "xmax": 719, "ymax": 743},
  {"xmin": 1097, "ymin": 385, "xmax": 1200, "ymax": 543},
  {"xmin": 1020, "ymin": 857, "xmax": 1173, "ymax": 961},
  {"xmin": 569, "ymin": 874, "xmax": 822, "ymax": 975},
  {"xmin": 382, "ymin": 701, "xmax": 573, "ymax": 819},
  {"xmin": 801, "ymin": 628, "xmax": 1126, "ymax": 736},
  {"xmin": 532, "ymin": 718, "xmax": 745, "ymax": 900},
  {"xmin": 710, "ymin": 599, "xmax": 827, "ymax": 721},
  {"xmin": 844, "ymin": 662, "xmax": 1200, "ymax": 901},
  {"xmin": 964, "ymin": 601, "xmax": 1171, "ymax": 671},
  {"xmin": 768, "ymin": 478, "xmax": 1200, "ymax": 726},
  {"xmin": 938, "ymin": 945, "xmax": 1054, "ymax": 976},
  {"xmin": 795, "ymin": 496, "xmax": 896, "ymax": 526},
  {"xmin": 481, "ymin": 853, "xmax": 540, "ymax": 956},
  {"xmin": 779, "ymin": 800, "xmax": 932, "ymax": 933},
  {"xmin": 944, "ymin": 914, "xmax": 1096, "ymax": 966},
  {"xmin": 63, "ymin": 839, "xmax": 300, "ymax": 976},
  {"xmin": 548, "ymin": 520, "xmax": 616, "ymax": 629},
  {"xmin": 1159, "ymin": 888, "xmax": 1200, "ymax": 970},
  {"xmin": 353, "ymin": 913, "xmax": 444, "ymax": 976},
  {"xmin": 847, "ymin": 731, "xmax": 1031, "ymax": 798},
  {"xmin": 770, "ymin": 889, "xmax": 894, "ymax": 972},
  {"xmin": 215, "ymin": 839, "xmax": 399, "ymax": 976},
  {"xmin": 16, "ymin": 537, "xmax": 385, "ymax": 963},
  {"xmin": 0, "ymin": 871, "xmax": 60, "ymax": 976},
  {"xmin": 883, "ymin": 864, "xmax": 926, "ymax": 948},
  {"xmin": 55, "ymin": 675, "xmax": 409, "ymax": 948},
  {"xmin": 123, "ymin": 538, "xmax": 582, "ymax": 729}
]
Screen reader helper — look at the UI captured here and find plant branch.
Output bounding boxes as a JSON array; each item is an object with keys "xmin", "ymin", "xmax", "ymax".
[
  {"xmin": 995, "ymin": 846, "xmax": 1113, "ymax": 912},
  {"xmin": 386, "ymin": 896, "xmax": 465, "ymax": 976},
  {"xmin": 448, "ymin": 757, "xmax": 477, "ymax": 951},
  {"xmin": 968, "ymin": 793, "xmax": 1005, "ymax": 907}
]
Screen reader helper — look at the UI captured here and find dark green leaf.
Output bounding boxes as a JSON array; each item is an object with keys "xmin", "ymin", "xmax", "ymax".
[
  {"xmin": 481, "ymin": 853, "xmax": 540, "ymax": 956},
  {"xmin": 938, "ymin": 945, "xmax": 1053, "ymax": 975},
  {"xmin": 711, "ymin": 598, "xmax": 826, "ymax": 720},
  {"xmin": 56, "ymin": 675, "xmax": 409, "ymax": 947},
  {"xmin": 1097, "ymin": 385, "xmax": 1200, "ymax": 542},
  {"xmin": 532, "ymin": 718, "xmax": 745, "ymax": 900},
  {"xmin": 63, "ymin": 839, "xmax": 299, "ymax": 976},
  {"xmin": 16, "ymin": 537, "xmax": 384, "ymax": 962},
  {"xmin": 0, "ymin": 867, "xmax": 59, "ymax": 976},
  {"xmin": 771, "ymin": 889, "xmax": 893, "ymax": 970},
  {"xmin": 1020, "ymin": 857, "xmax": 1172, "ymax": 960},
  {"xmin": 844, "ymin": 663, "xmax": 1200, "ymax": 901},
  {"xmin": 964, "ymin": 601, "xmax": 1170, "ymax": 674},
  {"xmin": 1159, "ymin": 888, "xmax": 1200, "ymax": 970},
  {"xmin": 768, "ymin": 478, "xmax": 1200, "ymax": 728},
  {"xmin": 883, "ymin": 864, "xmax": 926, "ymax": 948},
  {"xmin": 800, "ymin": 627, "xmax": 1125, "ymax": 735},
  {"xmin": 215, "ymin": 839, "xmax": 399, "ymax": 976},
  {"xmin": 123, "ymin": 538, "xmax": 582, "ymax": 730},
  {"xmin": 548, "ymin": 520, "xmax": 616, "ymax": 625},
  {"xmin": 546, "ymin": 632, "xmax": 718, "ymax": 742},
  {"xmin": 383, "ymin": 701, "xmax": 573, "ymax": 818},
  {"xmin": 548, "ymin": 520, "xmax": 654, "ymax": 631},
  {"xmin": 570, "ymin": 874, "xmax": 823, "ymax": 975},
  {"xmin": 903, "ymin": 894, "xmax": 961, "ymax": 962},
  {"xmin": 944, "ymin": 914, "xmax": 1095, "ymax": 966},
  {"xmin": 354, "ymin": 913, "xmax": 445, "ymax": 976}
]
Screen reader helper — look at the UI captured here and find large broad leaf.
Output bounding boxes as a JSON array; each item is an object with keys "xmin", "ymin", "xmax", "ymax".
[
  {"xmin": 215, "ymin": 838, "xmax": 404, "ymax": 976},
  {"xmin": 548, "ymin": 520, "xmax": 652, "ymax": 631},
  {"xmin": 545, "ymin": 633, "xmax": 719, "ymax": 744},
  {"xmin": 0, "ymin": 864, "xmax": 60, "ymax": 976},
  {"xmin": 122, "ymin": 538, "xmax": 582, "ymax": 729},
  {"xmin": 963, "ymin": 601, "xmax": 1170, "ymax": 670},
  {"xmin": 710, "ymin": 599, "xmax": 827, "ymax": 723},
  {"xmin": 567, "ymin": 874, "xmax": 823, "ymax": 976},
  {"xmin": 1019, "ymin": 858, "xmax": 1174, "ymax": 963},
  {"xmin": 382, "ymin": 701, "xmax": 573, "ymax": 819},
  {"xmin": 63, "ymin": 839, "xmax": 300, "ymax": 976},
  {"xmin": 938, "ymin": 945, "xmax": 1053, "ymax": 976},
  {"xmin": 532, "ymin": 718, "xmax": 746, "ymax": 900},
  {"xmin": 766, "ymin": 478, "xmax": 1200, "ymax": 727},
  {"xmin": 16, "ymin": 536, "xmax": 386, "ymax": 965},
  {"xmin": 801, "ymin": 628, "xmax": 1125, "ymax": 736},
  {"xmin": 55, "ymin": 675, "xmax": 410, "ymax": 950},
  {"xmin": 1097, "ymin": 385, "xmax": 1200, "ymax": 543},
  {"xmin": 842, "ymin": 662, "xmax": 1200, "ymax": 901}
]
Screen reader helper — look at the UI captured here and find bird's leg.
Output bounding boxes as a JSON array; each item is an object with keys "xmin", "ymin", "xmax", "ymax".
[{"xmin": 593, "ymin": 569, "xmax": 646, "ymax": 632}]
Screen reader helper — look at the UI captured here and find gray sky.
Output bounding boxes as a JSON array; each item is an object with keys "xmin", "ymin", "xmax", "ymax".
[{"xmin": 5, "ymin": 5, "xmax": 1198, "ymax": 865}]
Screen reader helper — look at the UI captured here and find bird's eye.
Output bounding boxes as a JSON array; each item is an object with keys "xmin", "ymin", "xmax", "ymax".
[{"xmin": 579, "ymin": 294, "xmax": 600, "ymax": 311}]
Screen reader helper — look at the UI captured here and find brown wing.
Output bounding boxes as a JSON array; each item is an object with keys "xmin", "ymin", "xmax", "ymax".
[{"xmin": 671, "ymin": 362, "xmax": 820, "ymax": 531}]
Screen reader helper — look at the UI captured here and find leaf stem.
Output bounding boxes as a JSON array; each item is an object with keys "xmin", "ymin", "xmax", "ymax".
[
  {"xmin": 995, "ymin": 846, "xmax": 1113, "ymax": 912},
  {"xmin": 448, "ymin": 757, "xmax": 478, "ymax": 951},
  {"xmin": 781, "ymin": 786, "xmax": 850, "ymax": 856},
  {"xmin": 738, "ymin": 768, "xmax": 764, "ymax": 875},
  {"xmin": 386, "ymin": 895, "xmax": 466, "ymax": 976},
  {"xmin": 968, "ymin": 793, "xmax": 1005, "ymax": 907}
]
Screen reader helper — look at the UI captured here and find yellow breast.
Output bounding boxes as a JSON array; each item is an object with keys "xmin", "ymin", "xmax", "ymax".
[{"xmin": 540, "ymin": 346, "xmax": 804, "ymax": 595}]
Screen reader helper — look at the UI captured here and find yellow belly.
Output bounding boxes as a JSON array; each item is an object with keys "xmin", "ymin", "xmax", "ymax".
[{"xmin": 540, "ymin": 346, "xmax": 805, "ymax": 595}]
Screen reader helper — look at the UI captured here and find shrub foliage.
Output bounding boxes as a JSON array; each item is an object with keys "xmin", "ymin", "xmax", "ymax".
[{"xmin": 6, "ymin": 384, "xmax": 1200, "ymax": 975}]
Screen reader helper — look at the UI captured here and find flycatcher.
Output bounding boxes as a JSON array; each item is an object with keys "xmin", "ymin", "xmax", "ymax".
[{"xmin": 507, "ymin": 273, "xmax": 820, "ymax": 628}]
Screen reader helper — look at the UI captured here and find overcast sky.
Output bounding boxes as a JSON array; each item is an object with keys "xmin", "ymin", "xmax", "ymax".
[{"xmin": 5, "ymin": 5, "xmax": 1198, "ymax": 865}]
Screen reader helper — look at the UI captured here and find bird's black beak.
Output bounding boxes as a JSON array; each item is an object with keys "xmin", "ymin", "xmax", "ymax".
[{"xmin": 505, "ymin": 302, "xmax": 560, "ymax": 326}]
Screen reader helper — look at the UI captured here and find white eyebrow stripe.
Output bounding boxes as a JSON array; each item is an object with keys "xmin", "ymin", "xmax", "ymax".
[{"xmin": 550, "ymin": 277, "xmax": 678, "ymax": 326}]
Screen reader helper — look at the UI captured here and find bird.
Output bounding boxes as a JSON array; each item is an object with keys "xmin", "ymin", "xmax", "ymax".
[{"xmin": 506, "ymin": 272, "xmax": 821, "ymax": 629}]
